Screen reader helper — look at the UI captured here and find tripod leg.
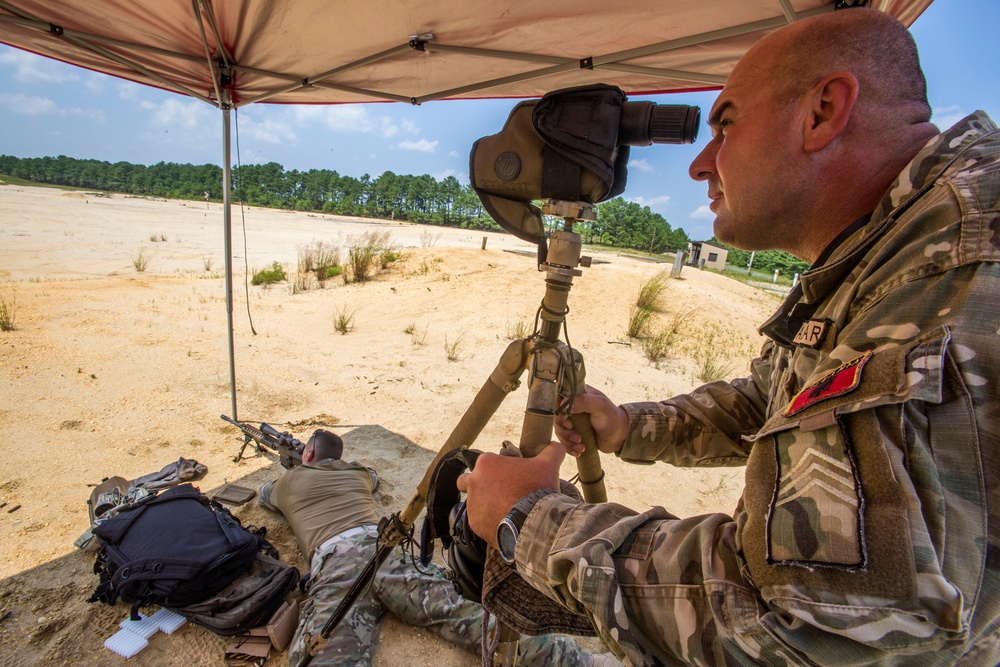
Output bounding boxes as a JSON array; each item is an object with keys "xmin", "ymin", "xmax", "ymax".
[{"xmin": 569, "ymin": 413, "xmax": 607, "ymax": 503}]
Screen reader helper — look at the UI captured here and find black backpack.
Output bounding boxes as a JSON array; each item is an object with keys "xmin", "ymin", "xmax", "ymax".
[{"xmin": 88, "ymin": 483, "xmax": 292, "ymax": 628}]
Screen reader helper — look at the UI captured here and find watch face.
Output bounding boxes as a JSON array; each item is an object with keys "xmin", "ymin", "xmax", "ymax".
[{"xmin": 497, "ymin": 518, "xmax": 518, "ymax": 564}]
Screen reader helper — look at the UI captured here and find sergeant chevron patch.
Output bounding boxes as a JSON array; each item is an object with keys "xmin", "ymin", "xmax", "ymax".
[
  {"xmin": 784, "ymin": 350, "xmax": 873, "ymax": 416},
  {"xmin": 768, "ymin": 426, "xmax": 864, "ymax": 566}
]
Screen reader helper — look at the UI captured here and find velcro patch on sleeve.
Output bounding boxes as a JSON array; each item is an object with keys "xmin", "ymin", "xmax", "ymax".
[
  {"xmin": 792, "ymin": 318, "xmax": 832, "ymax": 349},
  {"xmin": 784, "ymin": 351, "xmax": 873, "ymax": 417}
]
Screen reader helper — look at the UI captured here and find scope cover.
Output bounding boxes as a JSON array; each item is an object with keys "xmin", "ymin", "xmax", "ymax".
[{"xmin": 469, "ymin": 84, "xmax": 631, "ymax": 246}]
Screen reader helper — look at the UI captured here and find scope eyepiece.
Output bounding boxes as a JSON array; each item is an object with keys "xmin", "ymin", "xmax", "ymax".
[{"xmin": 618, "ymin": 102, "xmax": 700, "ymax": 146}]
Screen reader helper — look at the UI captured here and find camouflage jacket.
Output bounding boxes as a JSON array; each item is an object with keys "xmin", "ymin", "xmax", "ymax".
[{"xmin": 515, "ymin": 112, "xmax": 1000, "ymax": 666}]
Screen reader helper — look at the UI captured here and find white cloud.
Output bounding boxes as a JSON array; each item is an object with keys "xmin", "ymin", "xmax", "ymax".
[
  {"xmin": 139, "ymin": 97, "xmax": 216, "ymax": 150},
  {"xmin": 0, "ymin": 92, "xmax": 104, "ymax": 121},
  {"xmin": 931, "ymin": 105, "xmax": 967, "ymax": 130},
  {"xmin": 148, "ymin": 97, "xmax": 215, "ymax": 130},
  {"xmin": 0, "ymin": 49, "xmax": 80, "ymax": 84},
  {"xmin": 83, "ymin": 75, "xmax": 107, "ymax": 94},
  {"xmin": 117, "ymin": 82, "xmax": 143, "ymax": 101},
  {"xmin": 690, "ymin": 204, "xmax": 714, "ymax": 219},
  {"xmin": 0, "ymin": 93, "xmax": 58, "ymax": 115},
  {"xmin": 401, "ymin": 119, "xmax": 418, "ymax": 134},
  {"xmin": 293, "ymin": 106, "xmax": 400, "ymax": 138},
  {"xmin": 397, "ymin": 138, "xmax": 438, "ymax": 153},
  {"xmin": 434, "ymin": 168, "xmax": 457, "ymax": 180},
  {"xmin": 629, "ymin": 158, "xmax": 654, "ymax": 174},
  {"xmin": 240, "ymin": 114, "xmax": 298, "ymax": 145},
  {"xmin": 448, "ymin": 150, "xmax": 460, "ymax": 158},
  {"xmin": 630, "ymin": 195, "xmax": 670, "ymax": 209}
]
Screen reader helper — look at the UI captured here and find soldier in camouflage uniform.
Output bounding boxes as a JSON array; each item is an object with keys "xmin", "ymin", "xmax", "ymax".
[
  {"xmin": 457, "ymin": 8, "xmax": 999, "ymax": 667},
  {"xmin": 259, "ymin": 429, "xmax": 617, "ymax": 666}
]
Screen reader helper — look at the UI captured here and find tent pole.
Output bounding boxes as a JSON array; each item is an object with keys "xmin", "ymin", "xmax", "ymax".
[{"xmin": 222, "ymin": 105, "xmax": 238, "ymax": 420}]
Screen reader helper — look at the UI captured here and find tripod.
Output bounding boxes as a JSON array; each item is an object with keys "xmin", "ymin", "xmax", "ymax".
[{"xmin": 306, "ymin": 200, "xmax": 607, "ymax": 664}]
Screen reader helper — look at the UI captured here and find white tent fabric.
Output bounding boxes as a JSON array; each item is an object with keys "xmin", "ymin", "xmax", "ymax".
[
  {"xmin": 0, "ymin": 0, "xmax": 934, "ymax": 416},
  {"xmin": 0, "ymin": 1, "xmax": 931, "ymax": 108}
]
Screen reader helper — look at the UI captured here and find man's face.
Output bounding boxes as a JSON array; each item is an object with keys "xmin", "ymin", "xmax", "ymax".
[{"xmin": 688, "ymin": 40, "xmax": 805, "ymax": 251}]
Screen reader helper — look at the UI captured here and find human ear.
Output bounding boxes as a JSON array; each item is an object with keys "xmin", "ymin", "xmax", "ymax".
[{"xmin": 802, "ymin": 71, "xmax": 859, "ymax": 153}]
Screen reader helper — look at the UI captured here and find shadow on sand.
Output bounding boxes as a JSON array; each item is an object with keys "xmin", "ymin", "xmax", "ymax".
[{"xmin": 0, "ymin": 424, "xmax": 439, "ymax": 667}]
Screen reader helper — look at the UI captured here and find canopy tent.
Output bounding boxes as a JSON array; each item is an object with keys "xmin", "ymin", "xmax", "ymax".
[{"xmin": 0, "ymin": 0, "xmax": 933, "ymax": 417}]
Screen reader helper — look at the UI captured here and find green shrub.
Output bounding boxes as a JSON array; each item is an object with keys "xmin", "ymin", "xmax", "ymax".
[
  {"xmin": 252, "ymin": 261, "xmax": 287, "ymax": 286},
  {"xmin": 642, "ymin": 328, "xmax": 675, "ymax": 363},
  {"xmin": 129, "ymin": 248, "xmax": 151, "ymax": 272},
  {"xmin": 445, "ymin": 334, "xmax": 463, "ymax": 361},
  {"xmin": 334, "ymin": 305, "xmax": 356, "ymax": 335},
  {"xmin": 697, "ymin": 351, "xmax": 735, "ymax": 383},
  {"xmin": 0, "ymin": 290, "xmax": 16, "ymax": 332},
  {"xmin": 346, "ymin": 231, "xmax": 393, "ymax": 283},
  {"xmin": 636, "ymin": 272, "xmax": 669, "ymax": 312},
  {"xmin": 626, "ymin": 305, "xmax": 653, "ymax": 339}
]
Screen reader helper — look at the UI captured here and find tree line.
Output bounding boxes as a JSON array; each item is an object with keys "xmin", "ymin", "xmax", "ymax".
[
  {"xmin": 708, "ymin": 238, "xmax": 811, "ymax": 277},
  {"xmin": 0, "ymin": 154, "xmax": 500, "ymax": 231},
  {"xmin": 3, "ymin": 154, "xmax": 816, "ymax": 265}
]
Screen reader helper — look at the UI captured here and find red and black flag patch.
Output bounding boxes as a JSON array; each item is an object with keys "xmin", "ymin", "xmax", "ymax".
[{"xmin": 784, "ymin": 351, "xmax": 872, "ymax": 416}]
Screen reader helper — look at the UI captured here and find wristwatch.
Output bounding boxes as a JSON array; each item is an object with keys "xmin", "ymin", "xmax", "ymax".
[{"xmin": 496, "ymin": 489, "xmax": 555, "ymax": 565}]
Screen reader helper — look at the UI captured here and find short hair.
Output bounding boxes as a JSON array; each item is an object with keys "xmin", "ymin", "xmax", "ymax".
[
  {"xmin": 769, "ymin": 8, "xmax": 930, "ymax": 122},
  {"xmin": 307, "ymin": 429, "xmax": 344, "ymax": 461}
]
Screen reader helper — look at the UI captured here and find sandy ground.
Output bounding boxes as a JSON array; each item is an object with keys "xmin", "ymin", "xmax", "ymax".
[{"xmin": 0, "ymin": 183, "xmax": 782, "ymax": 666}]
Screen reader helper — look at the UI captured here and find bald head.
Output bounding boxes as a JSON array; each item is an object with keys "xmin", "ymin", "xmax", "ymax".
[
  {"xmin": 689, "ymin": 8, "xmax": 939, "ymax": 261},
  {"xmin": 756, "ymin": 8, "xmax": 930, "ymax": 127}
]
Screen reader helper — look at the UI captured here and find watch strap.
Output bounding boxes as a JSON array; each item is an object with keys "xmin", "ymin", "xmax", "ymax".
[{"xmin": 509, "ymin": 488, "xmax": 557, "ymax": 531}]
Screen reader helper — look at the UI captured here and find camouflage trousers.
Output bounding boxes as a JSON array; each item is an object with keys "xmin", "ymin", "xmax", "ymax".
[{"xmin": 288, "ymin": 524, "xmax": 610, "ymax": 667}]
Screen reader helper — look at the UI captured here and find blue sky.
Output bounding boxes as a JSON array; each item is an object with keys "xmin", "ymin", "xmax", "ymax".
[{"xmin": 1, "ymin": 0, "xmax": 996, "ymax": 242}]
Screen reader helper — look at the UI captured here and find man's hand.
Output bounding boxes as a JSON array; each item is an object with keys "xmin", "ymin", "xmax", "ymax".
[
  {"xmin": 456, "ymin": 442, "xmax": 566, "ymax": 548},
  {"xmin": 555, "ymin": 385, "xmax": 628, "ymax": 457}
]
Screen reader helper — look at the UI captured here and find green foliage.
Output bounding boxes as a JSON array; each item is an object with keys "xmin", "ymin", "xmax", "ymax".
[
  {"xmin": 697, "ymin": 351, "xmax": 735, "ymax": 383},
  {"xmin": 635, "ymin": 272, "xmax": 669, "ymax": 312},
  {"xmin": 444, "ymin": 334, "xmax": 463, "ymax": 361},
  {"xmin": 346, "ymin": 231, "xmax": 393, "ymax": 283},
  {"xmin": 129, "ymin": 248, "xmax": 151, "ymax": 272},
  {"xmin": 583, "ymin": 198, "xmax": 690, "ymax": 254},
  {"xmin": 627, "ymin": 305, "xmax": 654, "ymax": 339},
  {"xmin": 505, "ymin": 319, "xmax": 531, "ymax": 340},
  {"xmin": 333, "ymin": 305, "xmax": 356, "ymax": 335},
  {"xmin": 708, "ymin": 237, "xmax": 810, "ymax": 276},
  {"xmin": 252, "ymin": 261, "xmax": 286, "ymax": 286},
  {"xmin": 642, "ymin": 328, "xmax": 674, "ymax": 363},
  {"xmin": 0, "ymin": 156, "xmax": 498, "ymax": 230},
  {"xmin": 0, "ymin": 289, "xmax": 16, "ymax": 332}
]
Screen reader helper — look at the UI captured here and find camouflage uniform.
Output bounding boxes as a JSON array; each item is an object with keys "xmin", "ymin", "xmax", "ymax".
[
  {"xmin": 264, "ymin": 470, "xmax": 615, "ymax": 666},
  {"xmin": 515, "ymin": 112, "xmax": 1000, "ymax": 666}
]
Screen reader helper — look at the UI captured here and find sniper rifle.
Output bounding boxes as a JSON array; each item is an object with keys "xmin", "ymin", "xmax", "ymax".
[{"xmin": 221, "ymin": 414, "xmax": 304, "ymax": 469}]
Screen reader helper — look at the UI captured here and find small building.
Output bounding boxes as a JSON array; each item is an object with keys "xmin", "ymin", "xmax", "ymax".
[{"xmin": 687, "ymin": 241, "xmax": 728, "ymax": 270}]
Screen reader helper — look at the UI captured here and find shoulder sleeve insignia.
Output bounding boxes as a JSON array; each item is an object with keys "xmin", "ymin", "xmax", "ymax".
[
  {"xmin": 784, "ymin": 350, "xmax": 873, "ymax": 416},
  {"xmin": 791, "ymin": 318, "xmax": 832, "ymax": 348}
]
